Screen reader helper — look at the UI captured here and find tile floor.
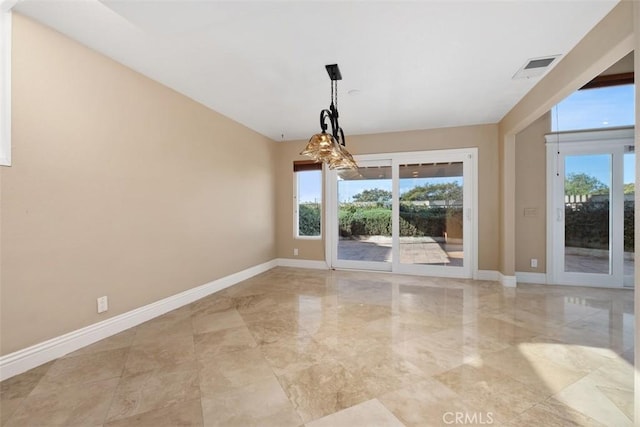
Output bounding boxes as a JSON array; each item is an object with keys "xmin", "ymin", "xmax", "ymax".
[{"xmin": 0, "ymin": 267, "xmax": 634, "ymax": 426}]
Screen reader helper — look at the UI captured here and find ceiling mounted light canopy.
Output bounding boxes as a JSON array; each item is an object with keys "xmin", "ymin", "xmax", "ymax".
[{"xmin": 301, "ymin": 64, "xmax": 357, "ymax": 170}]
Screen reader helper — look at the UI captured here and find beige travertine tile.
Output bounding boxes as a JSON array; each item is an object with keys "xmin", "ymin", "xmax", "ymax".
[
  {"xmin": 0, "ymin": 267, "xmax": 633, "ymax": 427},
  {"xmin": 104, "ymin": 398, "xmax": 203, "ymax": 427},
  {"xmin": 0, "ymin": 361, "xmax": 53, "ymax": 400},
  {"xmin": 106, "ymin": 361, "xmax": 200, "ymax": 422},
  {"xmin": 392, "ymin": 336, "xmax": 466, "ymax": 377},
  {"xmin": 258, "ymin": 334, "xmax": 327, "ymax": 375},
  {"xmin": 472, "ymin": 316, "xmax": 539, "ymax": 345},
  {"xmin": 307, "ymin": 398, "xmax": 404, "ymax": 427},
  {"xmin": 64, "ymin": 330, "xmax": 136, "ymax": 358},
  {"xmin": 30, "ymin": 348, "xmax": 127, "ymax": 394},
  {"xmin": 1, "ymin": 398, "xmax": 23, "ymax": 425},
  {"xmin": 435, "ymin": 364, "xmax": 547, "ymax": 424},
  {"xmin": 379, "ymin": 378, "xmax": 483, "ymax": 427},
  {"xmin": 194, "ymin": 326, "xmax": 257, "ymax": 359},
  {"xmin": 124, "ymin": 334, "xmax": 195, "ymax": 376},
  {"xmin": 424, "ymin": 325, "xmax": 511, "ymax": 358},
  {"xmin": 191, "ymin": 307, "xmax": 245, "ymax": 335},
  {"xmin": 277, "ymin": 361, "xmax": 370, "ymax": 423},
  {"xmin": 190, "ymin": 294, "xmax": 235, "ymax": 315},
  {"xmin": 201, "ymin": 376, "xmax": 301, "ymax": 427},
  {"xmin": 554, "ymin": 375, "xmax": 633, "ymax": 427},
  {"xmin": 596, "ymin": 385, "xmax": 633, "ymax": 421},
  {"xmin": 481, "ymin": 345, "xmax": 588, "ymax": 396},
  {"xmin": 4, "ymin": 378, "xmax": 118, "ymax": 427},
  {"xmin": 505, "ymin": 398, "xmax": 606, "ymax": 427},
  {"xmin": 245, "ymin": 317, "xmax": 308, "ymax": 345},
  {"xmin": 132, "ymin": 311, "xmax": 194, "ymax": 345},
  {"xmin": 198, "ymin": 347, "xmax": 274, "ymax": 396},
  {"xmin": 338, "ymin": 346, "xmax": 428, "ymax": 397}
]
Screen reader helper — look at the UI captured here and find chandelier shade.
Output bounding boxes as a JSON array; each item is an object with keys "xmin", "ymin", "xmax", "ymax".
[{"xmin": 301, "ymin": 64, "xmax": 357, "ymax": 170}]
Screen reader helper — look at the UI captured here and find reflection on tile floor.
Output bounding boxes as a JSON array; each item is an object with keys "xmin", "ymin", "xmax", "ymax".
[{"xmin": 0, "ymin": 267, "xmax": 634, "ymax": 426}]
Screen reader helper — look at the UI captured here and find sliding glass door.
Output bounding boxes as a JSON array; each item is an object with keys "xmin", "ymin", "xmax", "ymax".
[{"xmin": 328, "ymin": 149, "xmax": 477, "ymax": 279}]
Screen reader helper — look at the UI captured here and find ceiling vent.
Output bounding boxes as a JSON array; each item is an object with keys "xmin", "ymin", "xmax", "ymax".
[{"xmin": 513, "ymin": 55, "xmax": 561, "ymax": 79}]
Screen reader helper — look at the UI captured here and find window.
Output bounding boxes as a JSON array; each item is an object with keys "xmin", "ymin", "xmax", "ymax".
[
  {"xmin": 294, "ymin": 161, "xmax": 322, "ymax": 238},
  {"xmin": 551, "ymin": 83, "xmax": 634, "ymax": 132}
]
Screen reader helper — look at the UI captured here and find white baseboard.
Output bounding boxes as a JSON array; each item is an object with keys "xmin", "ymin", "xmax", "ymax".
[
  {"xmin": 516, "ymin": 271, "xmax": 547, "ymax": 284},
  {"xmin": 476, "ymin": 270, "xmax": 516, "ymax": 287},
  {"xmin": 0, "ymin": 259, "xmax": 277, "ymax": 381},
  {"xmin": 500, "ymin": 273, "xmax": 517, "ymax": 288},
  {"xmin": 476, "ymin": 270, "xmax": 500, "ymax": 281},
  {"xmin": 276, "ymin": 258, "xmax": 329, "ymax": 269}
]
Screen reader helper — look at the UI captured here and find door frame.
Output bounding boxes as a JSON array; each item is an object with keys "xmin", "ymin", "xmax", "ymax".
[
  {"xmin": 545, "ymin": 127, "xmax": 634, "ymax": 287},
  {"xmin": 325, "ymin": 148, "xmax": 478, "ymax": 279}
]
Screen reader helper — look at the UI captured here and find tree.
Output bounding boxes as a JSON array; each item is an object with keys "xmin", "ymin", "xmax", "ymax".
[
  {"xmin": 624, "ymin": 183, "xmax": 635, "ymax": 194},
  {"xmin": 564, "ymin": 173, "xmax": 608, "ymax": 196},
  {"xmin": 352, "ymin": 188, "xmax": 392, "ymax": 203},
  {"xmin": 400, "ymin": 182, "xmax": 462, "ymax": 205}
]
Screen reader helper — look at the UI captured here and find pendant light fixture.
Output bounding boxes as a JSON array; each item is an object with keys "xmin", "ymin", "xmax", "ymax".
[{"xmin": 301, "ymin": 64, "xmax": 357, "ymax": 170}]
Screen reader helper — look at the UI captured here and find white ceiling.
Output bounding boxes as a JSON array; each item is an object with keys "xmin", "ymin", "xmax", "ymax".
[{"xmin": 13, "ymin": 0, "xmax": 619, "ymax": 142}]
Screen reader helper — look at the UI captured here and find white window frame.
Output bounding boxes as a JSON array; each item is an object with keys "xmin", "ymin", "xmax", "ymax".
[{"xmin": 293, "ymin": 169, "xmax": 322, "ymax": 240}]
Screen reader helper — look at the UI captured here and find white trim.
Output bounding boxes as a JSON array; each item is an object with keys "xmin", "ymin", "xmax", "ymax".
[
  {"xmin": 476, "ymin": 270, "xmax": 500, "ymax": 281},
  {"xmin": 500, "ymin": 274, "xmax": 517, "ymax": 288},
  {"xmin": 276, "ymin": 258, "xmax": 329, "ymax": 269},
  {"xmin": 545, "ymin": 126, "xmax": 634, "ymax": 145},
  {"xmin": 0, "ymin": 259, "xmax": 277, "ymax": 381},
  {"xmin": 516, "ymin": 271, "xmax": 547, "ymax": 284},
  {"xmin": 0, "ymin": 7, "xmax": 12, "ymax": 166}
]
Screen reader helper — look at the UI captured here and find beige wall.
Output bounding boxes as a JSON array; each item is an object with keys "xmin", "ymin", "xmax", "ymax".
[
  {"xmin": 0, "ymin": 15, "xmax": 277, "ymax": 355},
  {"xmin": 498, "ymin": 0, "xmax": 634, "ymax": 277},
  {"xmin": 515, "ymin": 113, "xmax": 550, "ymax": 273},
  {"xmin": 276, "ymin": 124, "xmax": 500, "ymax": 271}
]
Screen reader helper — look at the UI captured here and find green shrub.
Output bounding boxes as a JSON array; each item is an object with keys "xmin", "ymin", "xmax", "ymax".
[
  {"xmin": 337, "ymin": 204, "xmax": 463, "ymax": 238},
  {"xmin": 565, "ymin": 200, "xmax": 634, "ymax": 251},
  {"xmin": 299, "ymin": 203, "xmax": 321, "ymax": 236}
]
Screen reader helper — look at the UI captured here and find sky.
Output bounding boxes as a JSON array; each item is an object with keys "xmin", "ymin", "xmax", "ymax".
[
  {"xmin": 299, "ymin": 84, "xmax": 635, "ymax": 203},
  {"xmin": 553, "ymin": 84, "xmax": 635, "ymax": 186}
]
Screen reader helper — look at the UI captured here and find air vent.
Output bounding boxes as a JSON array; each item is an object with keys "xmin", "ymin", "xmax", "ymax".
[{"xmin": 513, "ymin": 55, "xmax": 561, "ymax": 79}]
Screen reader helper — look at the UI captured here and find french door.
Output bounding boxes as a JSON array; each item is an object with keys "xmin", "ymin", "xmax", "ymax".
[
  {"xmin": 546, "ymin": 128, "xmax": 634, "ymax": 287},
  {"xmin": 326, "ymin": 148, "xmax": 477, "ymax": 279}
]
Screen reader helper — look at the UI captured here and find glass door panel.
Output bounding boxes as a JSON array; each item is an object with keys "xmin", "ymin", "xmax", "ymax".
[
  {"xmin": 398, "ymin": 162, "xmax": 464, "ymax": 267},
  {"xmin": 335, "ymin": 162, "xmax": 393, "ymax": 269},
  {"xmin": 563, "ymin": 154, "xmax": 611, "ymax": 274}
]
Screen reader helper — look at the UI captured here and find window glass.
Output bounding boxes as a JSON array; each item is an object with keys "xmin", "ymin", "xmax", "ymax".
[
  {"xmin": 296, "ymin": 170, "xmax": 322, "ymax": 238},
  {"xmin": 551, "ymin": 84, "xmax": 634, "ymax": 132}
]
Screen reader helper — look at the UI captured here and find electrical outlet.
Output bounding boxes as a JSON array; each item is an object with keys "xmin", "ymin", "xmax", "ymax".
[
  {"xmin": 97, "ymin": 296, "xmax": 108, "ymax": 313},
  {"xmin": 530, "ymin": 258, "xmax": 538, "ymax": 268},
  {"xmin": 293, "ymin": 248, "xmax": 299, "ymax": 256}
]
